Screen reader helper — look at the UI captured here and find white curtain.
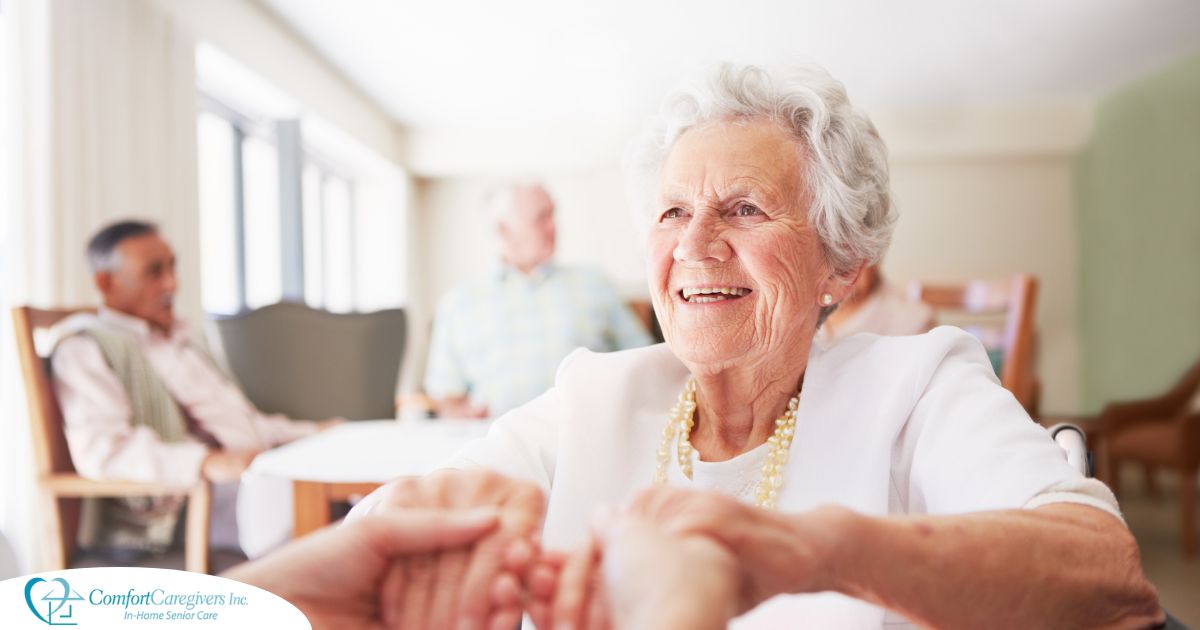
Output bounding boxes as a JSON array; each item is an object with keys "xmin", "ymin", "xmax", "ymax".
[{"xmin": 0, "ymin": 0, "xmax": 200, "ymax": 574}]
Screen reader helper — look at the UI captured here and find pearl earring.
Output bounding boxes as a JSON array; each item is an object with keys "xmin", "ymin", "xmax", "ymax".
[{"xmin": 820, "ymin": 293, "xmax": 834, "ymax": 306}]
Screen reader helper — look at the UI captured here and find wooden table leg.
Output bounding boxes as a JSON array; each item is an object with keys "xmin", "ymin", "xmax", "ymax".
[
  {"xmin": 293, "ymin": 480, "xmax": 331, "ymax": 539},
  {"xmin": 185, "ymin": 482, "xmax": 211, "ymax": 574}
]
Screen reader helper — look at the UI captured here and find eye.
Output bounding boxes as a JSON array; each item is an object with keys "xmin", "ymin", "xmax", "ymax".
[
  {"xmin": 735, "ymin": 204, "xmax": 763, "ymax": 217},
  {"xmin": 660, "ymin": 207, "xmax": 685, "ymax": 221}
]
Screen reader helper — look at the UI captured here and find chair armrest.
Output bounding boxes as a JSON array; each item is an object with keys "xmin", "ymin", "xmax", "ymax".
[
  {"xmin": 41, "ymin": 473, "xmax": 196, "ymax": 498},
  {"xmin": 1098, "ymin": 397, "xmax": 1182, "ymax": 434}
]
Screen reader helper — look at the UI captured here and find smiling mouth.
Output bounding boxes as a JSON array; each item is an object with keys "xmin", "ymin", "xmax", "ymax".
[{"xmin": 679, "ymin": 287, "xmax": 752, "ymax": 304}]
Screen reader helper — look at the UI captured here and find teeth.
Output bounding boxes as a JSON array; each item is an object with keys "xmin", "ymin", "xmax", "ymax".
[{"xmin": 681, "ymin": 287, "xmax": 750, "ymax": 300}]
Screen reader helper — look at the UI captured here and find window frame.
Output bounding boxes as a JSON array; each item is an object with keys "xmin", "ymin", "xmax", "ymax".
[
  {"xmin": 196, "ymin": 92, "xmax": 359, "ymax": 314},
  {"xmin": 300, "ymin": 147, "xmax": 358, "ymax": 311}
]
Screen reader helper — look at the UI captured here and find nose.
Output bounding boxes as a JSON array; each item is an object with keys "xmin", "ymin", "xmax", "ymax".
[
  {"xmin": 673, "ymin": 212, "xmax": 731, "ymax": 263},
  {"xmin": 163, "ymin": 267, "xmax": 178, "ymax": 294}
]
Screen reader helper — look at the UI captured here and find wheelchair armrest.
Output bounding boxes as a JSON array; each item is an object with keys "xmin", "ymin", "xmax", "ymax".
[{"xmin": 1046, "ymin": 423, "xmax": 1091, "ymax": 477}]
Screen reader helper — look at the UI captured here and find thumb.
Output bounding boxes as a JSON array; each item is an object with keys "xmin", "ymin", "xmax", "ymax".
[{"xmin": 355, "ymin": 509, "xmax": 500, "ymax": 556}]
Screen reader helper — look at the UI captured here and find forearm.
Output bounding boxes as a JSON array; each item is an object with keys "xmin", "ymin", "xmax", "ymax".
[
  {"xmin": 73, "ymin": 425, "xmax": 208, "ymax": 486},
  {"xmin": 628, "ymin": 597, "xmax": 730, "ymax": 630},
  {"xmin": 251, "ymin": 412, "xmax": 320, "ymax": 446},
  {"xmin": 826, "ymin": 504, "xmax": 1162, "ymax": 630}
]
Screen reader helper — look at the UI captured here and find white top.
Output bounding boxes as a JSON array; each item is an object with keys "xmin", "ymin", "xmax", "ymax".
[{"xmin": 432, "ymin": 326, "xmax": 1120, "ymax": 629}]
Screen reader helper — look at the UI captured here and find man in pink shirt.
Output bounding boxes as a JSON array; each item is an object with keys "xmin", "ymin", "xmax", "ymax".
[{"xmin": 51, "ymin": 220, "xmax": 336, "ymax": 555}]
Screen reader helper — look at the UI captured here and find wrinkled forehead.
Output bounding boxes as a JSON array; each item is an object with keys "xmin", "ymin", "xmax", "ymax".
[{"xmin": 658, "ymin": 118, "xmax": 808, "ymax": 206}]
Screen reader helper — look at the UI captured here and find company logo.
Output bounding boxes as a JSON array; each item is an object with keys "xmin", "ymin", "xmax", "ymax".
[
  {"xmin": 4, "ymin": 568, "xmax": 309, "ymax": 628},
  {"xmin": 24, "ymin": 577, "xmax": 84, "ymax": 625}
]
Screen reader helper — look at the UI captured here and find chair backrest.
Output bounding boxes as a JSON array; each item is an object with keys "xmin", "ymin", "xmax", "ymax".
[
  {"xmin": 1171, "ymin": 358, "xmax": 1200, "ymax": 416},
  {"xmin": 907, "ymin": 275, "xmax": 1039, "ymax": 414},
  {"xmin": 209, "ymin": 302, "xmax": 406, "ymax": 420},
  {"xmin": 11, "ymin": 306, "xmax": 95, "ymax": 479}
]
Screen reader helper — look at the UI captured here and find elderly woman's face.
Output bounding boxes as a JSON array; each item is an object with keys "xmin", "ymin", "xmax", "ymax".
[{"xmin": 646, "ymin": 118, "xmax": 844, "ymax": 370}]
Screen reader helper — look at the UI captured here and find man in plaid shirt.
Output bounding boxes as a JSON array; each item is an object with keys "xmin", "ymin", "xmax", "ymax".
[{"xmin": 424, "ymin": 184, "xmax": 653, "ymax": 418}]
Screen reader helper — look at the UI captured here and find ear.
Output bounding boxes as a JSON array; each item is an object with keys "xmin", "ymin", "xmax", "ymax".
[
  {"xmin": 94, "ymin": 271, "xmax": 113, "ymax": 293},
  {"xmin": 818, "ymin": 262, "xmax": 867, "ymax": 306}
]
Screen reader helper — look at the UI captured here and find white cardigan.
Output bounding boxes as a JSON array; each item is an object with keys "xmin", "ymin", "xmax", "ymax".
[{"xmin": 366, "ymin": 327, "xmax": 1119, "ymax": 628}]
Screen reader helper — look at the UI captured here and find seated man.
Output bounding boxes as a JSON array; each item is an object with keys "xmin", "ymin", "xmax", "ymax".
[
  {"xmin": 424, "ymin": 184, "xmax": 653, "ymax": 418},
  {"xmin": 51, "ymin": 220, "xmax": 335, "ymax": 554}
]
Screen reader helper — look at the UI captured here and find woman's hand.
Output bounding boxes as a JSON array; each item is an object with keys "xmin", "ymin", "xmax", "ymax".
[
  {"xmin": 537, "ymin": 486, "xmax": 851, "ymax": 629},
  {"xmin": 600, "ymin": 514, "xmax": 740, "ymax": 630},
  {"xmin": 623, "ymin": 486, "xmax": 847, "ymax": 611},
  {"xmin": 359, "ymin": 468, "xmax": 547, "ymax": 630},
  {"xmin": 223, "ymin": 510, "xmax": 499, "ymax": 629}
]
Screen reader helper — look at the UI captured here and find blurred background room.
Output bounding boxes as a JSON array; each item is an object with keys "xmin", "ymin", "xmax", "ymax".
[{"xmin": 0, "ymin": 0, "xmax": 1198, "ymax": 623}]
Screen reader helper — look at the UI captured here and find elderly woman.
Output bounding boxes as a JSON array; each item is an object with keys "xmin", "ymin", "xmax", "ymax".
[{"xmin": 353, "ymin": 63, "xmax": 1162, "ymax": 630}]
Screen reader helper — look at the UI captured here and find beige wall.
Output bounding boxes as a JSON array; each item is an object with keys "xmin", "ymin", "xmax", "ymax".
[
  {"xmin": 152, "ymin": 0, "xmax": 402, "ymax": 165},
  {"xmin": 409, "ymin": 106, "xmax": 1089, "ymax": 412},
  {"xmin": 885, "ymin": 156, "xmax": 1081, "ymax": 413}
]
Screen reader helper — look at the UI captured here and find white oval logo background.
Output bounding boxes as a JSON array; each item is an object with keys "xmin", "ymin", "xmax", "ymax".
[{"xmin": 1, "ymin": 567, "xmax": 309, "ymax": 629}]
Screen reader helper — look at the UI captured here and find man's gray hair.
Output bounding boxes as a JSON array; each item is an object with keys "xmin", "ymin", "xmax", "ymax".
[
  {"xmin": 625, "ymin": 62, "xmax": 897, "ymax": 278},
  {"xmin": 483, "ymin": 182, "xmax": 549, "ymax": 225},
  {"xmin": 86, "ymin": 220, "xmax": 158, "ymax": 273}
]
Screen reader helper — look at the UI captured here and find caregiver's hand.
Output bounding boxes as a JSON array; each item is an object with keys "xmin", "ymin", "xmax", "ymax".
[
  {"xmin": 351, "ymin": 468, "xmax": 546, "ymax": 630},
  {"xmin": 224, "ymin": 510, "xmax": 499, "ymax": 629}
]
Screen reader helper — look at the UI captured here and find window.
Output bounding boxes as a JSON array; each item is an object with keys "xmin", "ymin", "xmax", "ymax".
[
  {"xmin": 194, "ymin": 43, "xmax": 406, "ymax": 316},
  {"xmin": 240, "ymin": 134, "xmax": 282, "ymax": 309},
  {"xmin": 196, "ymin": 111, "xmax": 240, "ymax": 314},
  {"xmin": 302, "ymin": 161, "xmax": 357, "ymax": 312}
]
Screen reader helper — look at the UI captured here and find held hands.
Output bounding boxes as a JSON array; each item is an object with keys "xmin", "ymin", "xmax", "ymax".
[
  {"xmin": 538, "ymin": 486, "xmax": 851, "ymax": 630},
  {"xmin": 530, "ymin": 508, "xmax": 739, "ymax": 630},
  {"xmin": 245, "ymin": 472, "xmax": 843, "ymax": 629},
  {"xmin": 224, "ymin": 509, "xmax": 501, "ymax": 629},
  {"xmin": 357, "ymin": 468, "xmax": 547, "ymax": 630}
]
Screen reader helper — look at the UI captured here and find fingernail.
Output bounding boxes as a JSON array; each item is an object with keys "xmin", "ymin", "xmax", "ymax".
[{"xmin": 456, "ymin": 617, "xmax": 479, "ymax": 630}]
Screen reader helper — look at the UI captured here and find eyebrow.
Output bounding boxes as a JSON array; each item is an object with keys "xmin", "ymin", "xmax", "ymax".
[{"xmin": 659, "ymin": 182, "xmax": 781, "ymax": 207}]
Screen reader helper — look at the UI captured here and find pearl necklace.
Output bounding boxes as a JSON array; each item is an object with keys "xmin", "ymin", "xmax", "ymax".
[{"xmin": 653, "ymin": 377, "xmax": 800, "ymax": 510}]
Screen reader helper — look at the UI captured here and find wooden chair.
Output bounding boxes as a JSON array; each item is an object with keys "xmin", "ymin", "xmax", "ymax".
[
  {"xmin": 908, "ymin": 274, "xmax": 1040, "ymax": 415},
  {"xmin": 11, "ymin": 306, "xmax": 211, "ymax": 573},
  {"xmin": 1096, "ymin": 358, "xmax": 1200, "ymax": 558}
]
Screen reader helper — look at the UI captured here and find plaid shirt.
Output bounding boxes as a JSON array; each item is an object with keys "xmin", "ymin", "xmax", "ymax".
[{"xmin": 424, "ymin": 263, "xmax": 653, "ymax": 415}]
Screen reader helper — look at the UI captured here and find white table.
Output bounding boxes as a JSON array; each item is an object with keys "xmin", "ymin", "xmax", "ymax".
[{"xmin": 237, "ymin": 419, "xmax": 490, "ymax": 558}]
